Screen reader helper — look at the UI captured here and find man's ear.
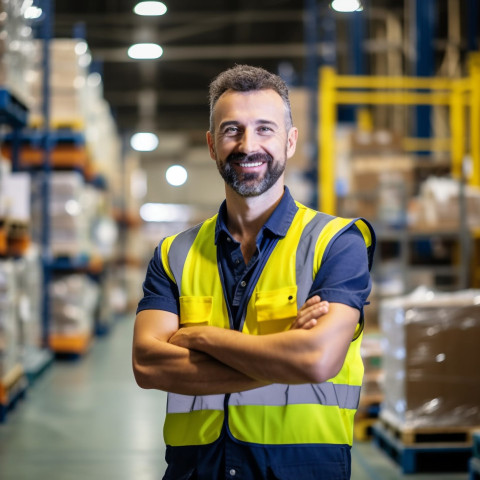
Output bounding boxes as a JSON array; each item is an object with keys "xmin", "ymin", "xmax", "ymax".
[
  {"xmin": 286, "ymin": 127, "xmax": 298, "ymax": 159},
  {"xmin": 206, "ymin": 131, "xmax": 216, "ymax": 160}
]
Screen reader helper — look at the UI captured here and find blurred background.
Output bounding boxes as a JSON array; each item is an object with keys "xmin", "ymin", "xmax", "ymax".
[{"xmin": 0, "ymin": 1, "xmax": 480, "ymax": 479}]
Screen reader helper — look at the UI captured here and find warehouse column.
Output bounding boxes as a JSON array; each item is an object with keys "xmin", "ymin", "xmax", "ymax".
[
  {"xmin": 467, "ymin": 0, "xmax": 479, "ymax": 52},
  {"xmin": 411, "ymin": 0, "xmax": 436, "ymax": 142}
]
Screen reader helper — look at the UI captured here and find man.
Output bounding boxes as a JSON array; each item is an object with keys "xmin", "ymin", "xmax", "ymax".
[{"xmin": 133, "ymin": 64, "xmax": 375, "ymax": 480}]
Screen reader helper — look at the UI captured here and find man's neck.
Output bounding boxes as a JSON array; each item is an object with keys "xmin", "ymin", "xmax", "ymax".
[{"xmin": 224, "ymin": 184, "xmax": 284, "ymax": 242}]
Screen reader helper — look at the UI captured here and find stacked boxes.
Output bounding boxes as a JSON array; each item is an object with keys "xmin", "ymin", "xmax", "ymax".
[
  {"xmin": 380, "ymin": 288, "xmax": 480, "ymax": 428},
  {"xmin": 14, "ymin": 250, "xmax": 42, "ymax": 358},
  {"xmin": 410, "ymin": 177, "xmax": 480, "ymax": 231},
  {"xmin": 27, "ymin": 38, "xmax": 90, "ymax": 128},
  {"xmin": 31, "ymin": 171, "xmax": 95, "ymax": 258},
  {"xmin": 0, "ymin": 260, "xmax": 18, "ymax": 376},
  {"xmin": 49, "ymin": 274, "xmax": 99, "ymax": 338},
  {"xmin": 0, "ymin": 0, "xmax": 35, "ymax": 105}
]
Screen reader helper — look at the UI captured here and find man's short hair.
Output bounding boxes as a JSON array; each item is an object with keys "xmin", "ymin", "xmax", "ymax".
[{"xmin": 208, "ymin": 64, "xmax": 293, "ymax": 133}]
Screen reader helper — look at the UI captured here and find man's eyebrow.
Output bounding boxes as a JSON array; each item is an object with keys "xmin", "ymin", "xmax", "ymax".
[
  {"xmin": 218, "ymin": 120, "xmax": 240, "ymax": 129},
  {"xmin": 255, "ymin": 119, "xmax": 279, "ymax": 127},
  {"xmin": 218, "ymin": 119, "xmax": 279, "ymax": 130}
]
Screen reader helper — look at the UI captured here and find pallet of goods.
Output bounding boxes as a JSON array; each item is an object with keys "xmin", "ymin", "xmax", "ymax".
[{"xmin": 374, "ymin": 288, "xmax": 480, "ymax": 473}]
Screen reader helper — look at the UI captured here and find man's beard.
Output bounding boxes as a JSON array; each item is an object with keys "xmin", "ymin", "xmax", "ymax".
[{"xmin": 217, "ymin": 151, "xmax": 286, "ymax": 197}]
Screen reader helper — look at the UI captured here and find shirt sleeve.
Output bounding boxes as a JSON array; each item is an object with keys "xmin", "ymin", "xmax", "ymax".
[
  {"xmin": 136, "ymin": 239, "xmax": 180, "ymax": 315},
  {"xmin": 309, "ymin": 224, "xmax": 372, "ymax": 313}
]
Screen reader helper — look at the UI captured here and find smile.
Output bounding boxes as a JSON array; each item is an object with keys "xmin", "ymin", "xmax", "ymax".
[{"xmin": 238, "ymin": 161, "xmax": 263, "ymax": 167}]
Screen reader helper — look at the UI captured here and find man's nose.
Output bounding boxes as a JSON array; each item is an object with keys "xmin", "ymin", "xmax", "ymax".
[{"xmin": 238, "ymin": 128, "xmax": 259, "ymax": 153}]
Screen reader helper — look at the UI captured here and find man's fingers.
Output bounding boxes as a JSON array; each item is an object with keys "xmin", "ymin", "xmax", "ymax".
[
  {"xmin": 292, "ymin": 301, "xmax": 329, "ymax": 330},
  {"xmin": 299, "ymin": 295, "xmax": 321, "ymax": 312}
]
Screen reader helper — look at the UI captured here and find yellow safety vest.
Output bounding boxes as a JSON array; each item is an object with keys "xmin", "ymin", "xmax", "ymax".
[{"xmin": 160, "ymin": 202, "xmax": 374, "ymax": 448}]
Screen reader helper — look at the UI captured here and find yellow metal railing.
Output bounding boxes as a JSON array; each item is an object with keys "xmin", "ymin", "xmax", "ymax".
[{"xmin": 318, "ymin": 54, "xmax": 480, "ymax": 215}]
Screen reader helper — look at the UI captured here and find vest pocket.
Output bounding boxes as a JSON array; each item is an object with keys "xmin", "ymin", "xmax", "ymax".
[
  {"xmin": 255, "ymin": 286, "xmax": 297, "ymax": 334},
  {"xmin": 179, "ymin": 296, "xmax": 213, "ymax": 326}
]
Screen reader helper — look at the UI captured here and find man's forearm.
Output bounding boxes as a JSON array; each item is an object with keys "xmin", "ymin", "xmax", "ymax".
[
  {"xmin": 133, "ymin": 337, "xmax": 267, "ymax": 395},
  {"xmin": 171, "ymin": 326, "xmax": 319, "ymax": 384},
  {"xmin": 169, "ymin": 303, "xmax": 360, "ymax": 385}
]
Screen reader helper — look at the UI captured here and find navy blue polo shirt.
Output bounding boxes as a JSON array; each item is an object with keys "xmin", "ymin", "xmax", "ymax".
[{"xmin": 137, "ymin": 187, "xmax": 374, "ymax": 480}]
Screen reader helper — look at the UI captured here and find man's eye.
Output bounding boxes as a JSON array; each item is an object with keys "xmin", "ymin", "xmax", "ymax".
[
  {"xmin": 258, "ymin": 126, "xmax": 273, "ymax": 133},
  {"xmin": 224, "ymin": 127, "xmax": 239, "ymax": 135}
]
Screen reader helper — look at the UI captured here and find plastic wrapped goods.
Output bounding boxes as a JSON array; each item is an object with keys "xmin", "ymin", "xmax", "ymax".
[
  {"xmin": 0, "ymin": 260, "xmax": 18, "ymax": 376},
  {"xmin": 49, "ymin": 274, "xmax": 99, "ymax": 336},
  {"xmin": 380, "ymin": 287, "xmax": 480, "ymax": 428}
]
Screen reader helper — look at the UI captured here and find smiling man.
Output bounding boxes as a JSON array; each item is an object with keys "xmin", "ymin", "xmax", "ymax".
[{"xmin": 132, "ymin": 65, "xmax": 375, "ymax": 480}]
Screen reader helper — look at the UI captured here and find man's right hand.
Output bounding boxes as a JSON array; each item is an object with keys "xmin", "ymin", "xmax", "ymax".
[{"xmin": 291, "ymin": 295, "xmax": 329, "ymax": 330}]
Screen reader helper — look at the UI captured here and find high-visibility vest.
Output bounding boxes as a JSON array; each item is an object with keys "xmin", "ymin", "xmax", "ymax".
[{"xmin": 160, "ymin": 202, "xmax": 375, "ymax": 447}]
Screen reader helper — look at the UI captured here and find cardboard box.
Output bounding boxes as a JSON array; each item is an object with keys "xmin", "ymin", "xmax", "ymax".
[{"xmin": 380, "ymin": 289, "xmax": 480, "ymax": 428}]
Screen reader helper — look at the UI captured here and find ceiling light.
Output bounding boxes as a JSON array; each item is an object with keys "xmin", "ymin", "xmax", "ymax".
[
  {"xmin": 330, "ymin": 0, "xmax": 362, "ymax": 12},
  {"xmin": 130, "ymin": 132, "xmax": 159, "ymax": 152},
  {"xmin": 134, "ymin": 1, "xmax": 167, "ymax": 16},
  {"xmin": 75, "ymin": 41, "xmax": 88, "ymax": 55},
  {"xmin": 128, "ymin": 43, "xmax": 163, "ymax": 60},
  {"xmin": 24, "ymin": 6, "xmax": 42, "ymax": 19},
  {"xmin": 140, "ymin": 203, "xmax": 193, "ymax": 222},
  {"xmin": 166, "ymin": 165, "xmax": 188, "ymax": 187}
]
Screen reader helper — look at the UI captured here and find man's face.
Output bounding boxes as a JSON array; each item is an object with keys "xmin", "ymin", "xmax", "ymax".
[{"xmin": 207, "ymin": 89, "xmax": 298, "ymax": 197}]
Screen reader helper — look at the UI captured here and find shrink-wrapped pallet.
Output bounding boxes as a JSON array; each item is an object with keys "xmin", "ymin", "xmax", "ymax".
[
  {"xmin": 380, "ymin": 288, "xmax": 480, "ymax": 428},
  {"xmin": 0, "ymin": 260, "xmax": 18, "ymax": 376}
]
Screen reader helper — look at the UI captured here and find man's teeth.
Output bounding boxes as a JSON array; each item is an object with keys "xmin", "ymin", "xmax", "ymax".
[{"xmin": 239, "ymin": 161, "xmax": 263, "ymax": 167}]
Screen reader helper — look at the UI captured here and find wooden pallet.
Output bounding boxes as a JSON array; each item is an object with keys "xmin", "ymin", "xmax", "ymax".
[
  {"xmin": 379, "ymin": 411, "xmax": 479, "ymax": 446},
  {"xmin": 49, "ymin": 332, "xmax": 92, "ymax": 357},
  {"xmin": 0, "ymin": 364, "xmax": 28, "ymax": 422},
  {"xmin": 372, "ymin": 421, "xmax": 473, "ymax": 474}
]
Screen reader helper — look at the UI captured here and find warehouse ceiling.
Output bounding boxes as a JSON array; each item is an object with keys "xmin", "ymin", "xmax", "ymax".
[
  {"xmin": 51, "ymin": 0, "xmax": 475, "ymax": 143},
  {"xmin": 53, "ymin": 0, "xmax": 310, "ymax": 137},
  {"xmin": 52, "ymin": 0, "xmax": 413, "ymax": 138}
]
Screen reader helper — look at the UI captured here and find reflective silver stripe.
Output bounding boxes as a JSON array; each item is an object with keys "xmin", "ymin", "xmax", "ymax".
[
  {"xmin": 295, "ymin": 212, "xmax": 334, "ymax": 307},
  {"xmin": 167, "ymin": 393, "xmax": 225, "ymax": 414},
  {"xmin": 168, "ymin": 223, "xmax": 203, "ymax": 295},
  {"xmin": 229, "ymin": 382, "xmax": 361, "ymax": 410}
]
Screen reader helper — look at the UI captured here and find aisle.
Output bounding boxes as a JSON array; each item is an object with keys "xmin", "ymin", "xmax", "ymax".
[
  {"xmin": 0, "ymin": 316, "xmax": 167, "ymax": 480},
  {"xmin": 0, "ymin": 317, "xmax": 469, "ymax": 480}
]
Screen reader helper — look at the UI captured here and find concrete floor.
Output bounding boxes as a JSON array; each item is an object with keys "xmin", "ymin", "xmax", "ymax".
[{"xmin": 0, "ymin": 317, "xmax": 470, "ymax": 480}]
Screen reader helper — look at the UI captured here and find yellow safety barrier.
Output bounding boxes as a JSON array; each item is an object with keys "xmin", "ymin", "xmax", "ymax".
[{"xmin": 318, "ymin": 55, "xmax": 480, "ymax": 215}]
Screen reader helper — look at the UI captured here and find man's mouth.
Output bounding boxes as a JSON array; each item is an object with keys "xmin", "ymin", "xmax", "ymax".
[{"xmin": 238, "ymin": 161, "xmax": 263, "ymax": 168}]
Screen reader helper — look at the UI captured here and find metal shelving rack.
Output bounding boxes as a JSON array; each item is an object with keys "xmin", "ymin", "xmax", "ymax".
[{"xmin": 317, "ymin": 56, "xmax": 480, "ymax": 294}]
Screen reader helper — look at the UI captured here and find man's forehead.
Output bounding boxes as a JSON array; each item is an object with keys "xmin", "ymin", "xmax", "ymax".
[
  {"xmin": 213, "ymin": 89, "xmax": 285, "ymax": 118},
  {"xmin": 217, "ymin": 88, "xmax": 283, "ymax": 103}
]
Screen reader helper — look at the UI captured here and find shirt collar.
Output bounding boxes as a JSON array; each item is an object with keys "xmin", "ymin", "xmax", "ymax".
[{"xmin": 214, "ymin": 186, "xmax": 298, "ymax": 244}]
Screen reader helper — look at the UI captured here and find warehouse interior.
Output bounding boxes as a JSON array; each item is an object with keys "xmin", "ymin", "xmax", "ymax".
[{"xmin": 0, "ymin": 0, "xmax": 480, "ymax": 478}]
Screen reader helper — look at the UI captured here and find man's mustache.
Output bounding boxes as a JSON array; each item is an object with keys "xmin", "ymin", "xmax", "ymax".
[{"xmin": 226, "ymin": 152, "xmax": 273, "ymax": 164}]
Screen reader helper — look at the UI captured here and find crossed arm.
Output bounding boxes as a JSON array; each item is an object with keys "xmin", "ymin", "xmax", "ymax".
[{"xmin": 132, "ymin": 296, "xmax": 360, "ymax": 396}]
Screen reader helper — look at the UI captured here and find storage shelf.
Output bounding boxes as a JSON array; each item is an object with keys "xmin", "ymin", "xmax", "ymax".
[
  {"xmin": 0, "ymin": 89, "xmax": 28, "ymax": 127},
  {"xmin": 49, "ymin": 333, "xmax": 92, "ymax": 356}
]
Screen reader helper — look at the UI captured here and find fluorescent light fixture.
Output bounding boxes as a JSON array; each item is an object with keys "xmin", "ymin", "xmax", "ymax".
[
  {"xmin": 134, "ymin": 1, "xmax": 167, "ymax": 16},
  {"xmin": 128, "ymin": 43, "xmax": 163, "ymax": 60},
  {"xmin": 331, "ymin": 0, "xmax": 362, "ymax": 12},
  {"xmin": 130, "ymin": 132, "xmax": 159, "ymax": 152},
  {"xmin": 140, "ymin": 203, "xmax": 193, "ymax": 222},
  {"xmin": 24, "ymin": 6, "xmax": 42, "ymax": 19},
  {"xmin": 75, "ymin": 41, "xmax": 88, "ymax": 56},
  {"xmin": 166, "ymin": 165, "xmax": 188, "ymax": 187}
]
